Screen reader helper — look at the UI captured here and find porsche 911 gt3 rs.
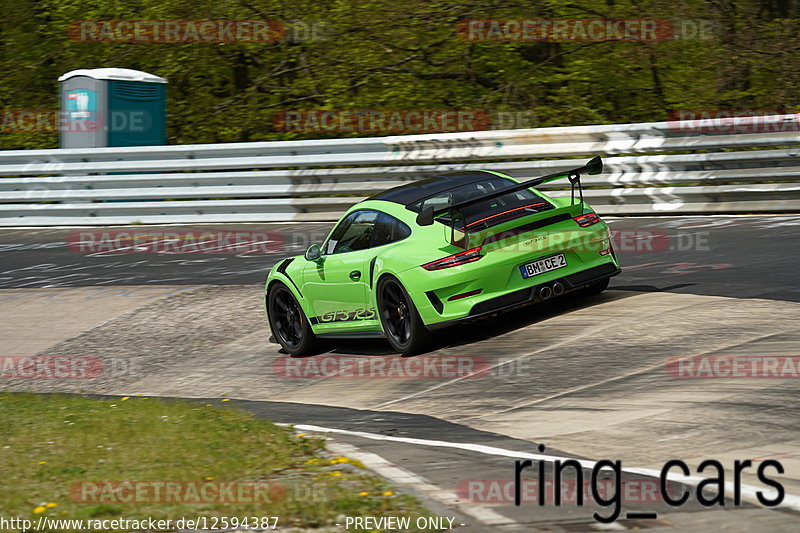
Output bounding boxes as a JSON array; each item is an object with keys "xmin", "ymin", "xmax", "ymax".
[{"xmin": 265, "ymin": 156, "xmax": 620, "ymax": 355}]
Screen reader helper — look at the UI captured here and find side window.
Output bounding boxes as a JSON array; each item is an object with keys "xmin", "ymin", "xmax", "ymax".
[
  {"xmin": 324, "ymin": 213, "xmax": 354, "ymax": 254},
  {"xmin": 372, "ymin": 212, "xmax": 411, "ymax": 247},
  {"xmin": 324, "ymin": 210, "xmax": 379, "ymax": 254}
]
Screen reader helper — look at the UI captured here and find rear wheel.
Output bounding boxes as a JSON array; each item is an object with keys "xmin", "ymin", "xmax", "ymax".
[
  {"xmin": 377, "ymin": 277, "xmax": 431, "ymax": 355},
  {"xmin": 268, "ymin": 283, "xmax": 319, "ymax": 356}
]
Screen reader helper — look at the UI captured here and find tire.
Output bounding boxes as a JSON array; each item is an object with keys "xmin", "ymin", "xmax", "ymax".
[
  {"xmin": 377, "ymin": 276, "xmax": 431, "ymax": 355},
  {"xmin": 267, "ymin": 282, "xmax": 320, "ymax": 356},
  {"xmin": 577, "ymin": 277, "xmax": 610, "ymax": 297}
]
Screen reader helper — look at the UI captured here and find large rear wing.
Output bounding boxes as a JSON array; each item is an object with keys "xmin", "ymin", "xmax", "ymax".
[{"xmin": 413, "ymin": 156, "xmax": 603, "ymax": 230}]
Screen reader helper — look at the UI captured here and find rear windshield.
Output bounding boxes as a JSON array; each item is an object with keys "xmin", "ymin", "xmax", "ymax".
[{"xmin": 407, "ymin": 176, "xmax": 553, "ymax": 232}]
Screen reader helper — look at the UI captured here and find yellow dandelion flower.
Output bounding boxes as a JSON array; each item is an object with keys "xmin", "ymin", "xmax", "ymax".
[
  {"xmin": 358, "ymin": 491, "xmax": 369, "ymax": 496},
  {"xmin": 204, "ymin": 477, "xmax": 214, "ymax": 481},
  {"xmin": 120, "ymin": 397, "xmax": 130, "ymax": 401},
  {"xmin": 221, "ymin": 399, "xmax": 231, "ymax": 402},
  {"xmin": 305, "ymin": 458, "xmax": 318, "ymax": 464},
  {"xmin": 330, "ymin": 470, "xmax": 342, "ymax": 477},
  {"xmin": 295, "ymin": 433, "xmax": 306, "ymax": 437},
  {"xmin": 37, "ymin": 461, "xmax": 46, "ymax": 465},
  {"xmin": 33, "ymin": 507, "xmax": 46, "ymax": 514},
  {"xmin": 382, "ymin": 491, "xmax": 394, "ymax": 496},
  {"xmin": 45, "ymin": 503, "xmax": 57, "ymax": 508}
]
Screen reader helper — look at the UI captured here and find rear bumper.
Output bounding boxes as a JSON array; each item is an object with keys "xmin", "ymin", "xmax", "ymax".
[{"xmin": 426, "ymin": 262, "xmax": 620, "ymax": 331}]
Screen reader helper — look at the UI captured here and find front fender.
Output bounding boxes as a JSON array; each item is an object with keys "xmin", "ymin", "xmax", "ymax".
[{"xmin": 264, "ymin": 257, "xmax": 313, "ymax": 324}]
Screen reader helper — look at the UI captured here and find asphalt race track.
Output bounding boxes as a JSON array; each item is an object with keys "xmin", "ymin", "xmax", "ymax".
[
  {"xmin": 1, "ymin": 214, "xmax": 799, "ymax": 532},
  {"xmin": 1, "ymin": 215, "xmax": 799, "ymax": 301}
]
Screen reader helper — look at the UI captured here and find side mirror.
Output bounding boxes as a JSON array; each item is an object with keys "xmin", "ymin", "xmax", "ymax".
[
  {"xmin": 416, "ymin": 206, "xmax": 435, "ymax": 226},
  {"xmin": 304, "ymin": 244, "xmax": 322, "ymax": 262}
]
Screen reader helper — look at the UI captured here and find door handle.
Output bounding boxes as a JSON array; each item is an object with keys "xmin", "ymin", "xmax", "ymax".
[{"xmin": 349, "ymin": 270, "xmax": 361, "ymax": 280}]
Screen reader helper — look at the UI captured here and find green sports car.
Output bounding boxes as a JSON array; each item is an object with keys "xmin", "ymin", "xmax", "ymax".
[{"xmin": 265, "ymin": 156, "xmax": 620, "ymax": 355}]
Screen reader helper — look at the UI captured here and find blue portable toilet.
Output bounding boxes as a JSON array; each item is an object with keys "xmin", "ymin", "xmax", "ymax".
[{"xmin": 58, "ymin": 68, "xmax": 167, "ymax": 148}]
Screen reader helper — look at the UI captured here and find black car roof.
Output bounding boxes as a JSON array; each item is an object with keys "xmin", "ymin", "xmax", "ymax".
[{"xmin": 369, "ymin": 170, "xmax": 509, "ymax": 205}]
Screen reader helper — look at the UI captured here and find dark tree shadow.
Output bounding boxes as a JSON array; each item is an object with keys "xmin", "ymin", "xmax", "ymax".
[{"xmin": 326, "ymin": 288, "xmax": 651, "ymax": 357}]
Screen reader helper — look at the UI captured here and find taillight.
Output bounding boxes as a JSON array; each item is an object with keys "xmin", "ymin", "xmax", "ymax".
[
  {"xmin": 421, "ymin": 247, "xmax": 483, "ymax": 271},
  {"xmin": 573, "ymin": 212, "xmax": 600, "ymax": 227}
]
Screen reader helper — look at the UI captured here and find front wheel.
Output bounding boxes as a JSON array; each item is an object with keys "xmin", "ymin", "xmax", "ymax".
[
  {"xmin": 377, "ymin": 277, "xmax": 431, "ymax": 355},
  {"xmin": 267, "ymin": 283, "xmax": 319, "ymax": 356}
]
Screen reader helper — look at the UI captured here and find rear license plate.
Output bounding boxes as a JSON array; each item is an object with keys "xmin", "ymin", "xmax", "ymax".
[{"xmin": 519, "ymin": 253, "xmax": 567, "ymax": 279}]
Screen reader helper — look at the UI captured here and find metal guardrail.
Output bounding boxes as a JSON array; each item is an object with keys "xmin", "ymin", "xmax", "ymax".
[{"xmin": 1, "ymin": 116, "xmax": 799, "ymax": 225}]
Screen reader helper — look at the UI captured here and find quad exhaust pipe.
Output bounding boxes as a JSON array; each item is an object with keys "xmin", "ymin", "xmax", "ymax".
[
  {"xmin": 538, "ymin": 285, "xmax": 552, "ymax": 300},
  {"xmin": 552, "ymin": 281, "xmax": 565, "ymax": 296},
  {"xmin": 538, "ymin": 281, "xmax": 565, "ymax": 300}
]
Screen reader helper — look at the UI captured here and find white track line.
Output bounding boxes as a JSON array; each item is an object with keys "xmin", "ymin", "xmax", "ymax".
[
  {"xmin": 327, "ymin": 441, "xmax": 517, "ymax": 527},
  {"xmin": 486, "ymin": 328, "xmax": 785, "ymax": 417},
  {"xmin": 291, "ymin": 423, "xmax": 800, "ymax": 513}
]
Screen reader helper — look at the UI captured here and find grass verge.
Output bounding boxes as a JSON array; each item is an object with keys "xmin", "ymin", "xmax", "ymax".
[{"xmin": 0, "ymin": 393, "xmax": 435, "ymax": 532}]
